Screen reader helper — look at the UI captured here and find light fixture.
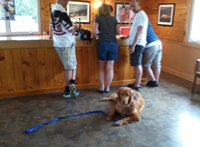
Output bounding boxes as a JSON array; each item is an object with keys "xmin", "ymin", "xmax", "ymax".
[{"xmin": 94, "ymin": 2, "xmax": 102, "ymax": 8}]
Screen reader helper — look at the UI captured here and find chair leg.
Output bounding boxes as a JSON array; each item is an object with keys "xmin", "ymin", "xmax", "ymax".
[{"xmin": 192, "ymin": 75, "xmax": 197, "ymax": 93}]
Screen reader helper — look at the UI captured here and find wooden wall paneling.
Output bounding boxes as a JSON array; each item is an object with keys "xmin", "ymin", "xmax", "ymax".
[
  {"xmin": 43, "ymin": 7, "xmax": 50, "ymax": 19},
  {"xmin": 147, "ymin": 0, "xmax": 186, "ymax": 3},
  {"xmin": 37, "ymin": 48, "xmax": 48, "ymax": 88},
  {"xmin": 88, "ymin": 47, "xmax": 97, "ymax": 84},
  {"xmin": 118, "ymin": 46, "xmax": 130, "ymax": 80},
  {"xmin": 76, "ymin": 47, "xmax": 82, "ymax": 85},
  {"xmin": 52, "ymin": 49, "xmax": 64, "ymax": 87},
  {"xmin": 45, "ymin": 48, "xmax": 55, "ymax": 88},
  {"xmin": 20, "ymin": 48, "xmax": 32, "ymax": 90},
  {"xmin": 4, "ymin": 49, "xmax": 16, "ymax": 92},
  {"xmin": 42, "ymin": 0, "xmax": 130, "ymax": 33},
  {"xmin": 94, "ymin": 48, "xmax": 99, "ymax": 83},
  {"xmin": 141, "ymin": 0, "xmax": 188, "ymax": 43},
  {"xmin": 156, "ymin": 32, "xmax": 183, "ymax": 42},
  {"xmin": 150, "ymin": 20, "xmax": 185, "ymax": 31},
  {"xmin": 154, "ymin": 28, "xmax": 185, "ymax": 37},
  {"xmin": 117, "ymin": 47, "xmax": 124, "ymax": 81},
  {"xmin": 42, "ymin": 0, "xmax": 56, "ymax": 33},
  {"xmin": 60, "ymin": 59, "xmax": 65, "ymax": 87},
  {"xmin": 1, "ymin": 0, "xmax": 146, "ymax": 98},
  {"xmin": 113, "ymin": 55, "xmax": 119, "ymax": 81},
  {"xmin": 0, "ymin": 50, "xmax": 8, "ymax": 92},
  {"xmin": 129, "ymin": 67, "xmax": 134, "ymax": 80},
  {"xmin": 13, "ymin": 49, "xmax": 26, "ymax": 90},
  {"xmin": 0, "ymin": 42, "xmax": 144, "ymax": 98},
  {"xmin": 129, "ymin": 60, "xmax": 134, "ymax": 80},
  {"xmin": 81, "ymin": 47, "xmax": 90, "ymax": 84},
  {"xmin": 92, "ymin": 46, "xmax": 99, "ymax": 84},
  {"xmin": 28, "ymin": 49, "xmax": 40, "ymax": 89}
]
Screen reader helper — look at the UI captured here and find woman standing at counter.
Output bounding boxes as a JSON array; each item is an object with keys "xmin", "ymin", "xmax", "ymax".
[{"xmin": 92, "ymin": 4, "xmax": 120, "ymax": 93}]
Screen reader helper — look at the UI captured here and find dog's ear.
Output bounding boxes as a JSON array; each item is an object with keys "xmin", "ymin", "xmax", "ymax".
[
  {"xmin": 128, "ymin": 88, "xmax": 135, "ymax": 104},
  {"xmin": 117, "ymin": 87, "xmax": 124, "ymax": 100}
]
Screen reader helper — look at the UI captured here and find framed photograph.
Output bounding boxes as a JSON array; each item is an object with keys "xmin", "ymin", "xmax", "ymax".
[
  {"xmin": 67, "ymin": 1, "xmax": 90, "ymax": 23},
  {"xmin": 115, "ymin": 3, "xmax": 132, "ymax": 23},
  {"xmin": 157, "ymin": 3, "xmax": 175, "ymax": 26}
]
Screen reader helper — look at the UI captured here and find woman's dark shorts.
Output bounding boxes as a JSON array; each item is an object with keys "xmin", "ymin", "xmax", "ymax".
[
  {"xmin": 98, "ymin": 41, "xmax": 118, "ymax": 61},
  {"xmin": 130, "ymin": 45, "xmax": 145, "ymax": 66}
]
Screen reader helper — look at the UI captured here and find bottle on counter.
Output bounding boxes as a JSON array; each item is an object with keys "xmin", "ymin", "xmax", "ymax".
[
  {"xmin": 74, "ymin": 18, "xmax": 81, "ymax": 36},
  {"xmin": 78, "ymin": 18, "xmax": 81, "ymax": 32}
]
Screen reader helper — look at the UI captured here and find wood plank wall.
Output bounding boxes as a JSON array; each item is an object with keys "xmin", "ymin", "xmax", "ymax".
[
  {"xmin": 0, "ymin": 44, "xmax": 139, "ymax": 98},
  {"xmin": 141, "ymin": 0, "xmax": 190, "ymax": 43},
  {"xmin": 41, "ymin": 0, "xmax": 190, "ymax": 43},
  {"xmin": 41, "ymin": 0, "xmax": 130, "ymax": 34}
]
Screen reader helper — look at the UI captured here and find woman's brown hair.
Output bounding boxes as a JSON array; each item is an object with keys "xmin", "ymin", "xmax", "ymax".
[{"xmin": 98, "ymin": 4, "xmax": 111, "ymax": 16}]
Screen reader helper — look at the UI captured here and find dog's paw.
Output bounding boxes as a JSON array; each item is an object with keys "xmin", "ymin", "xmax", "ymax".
[
  {"xmin": 114, "ymin": 120, "xmax": 123, "ymax": 126},
  {"xmin": 102, "ymin": 97, "xmax": 108, "ymax": 101}
]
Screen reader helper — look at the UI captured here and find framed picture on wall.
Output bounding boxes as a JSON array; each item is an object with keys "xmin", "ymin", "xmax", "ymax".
[
  {"xmin": 157, "ymin": 3, "xmax": 175, "ymax": 26},
  {"xmin": 115, "ymin": 3, "xmax": 132, "ymax": 23},
  {"xmin": 67, "ymin": 1, "xmax": 90, "ymax": 23}
]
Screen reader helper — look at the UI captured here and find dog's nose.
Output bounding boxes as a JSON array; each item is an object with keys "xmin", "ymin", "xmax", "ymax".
[{"xmin": 122, "ymin": 101, "xmax": 126, "ymax": 104}]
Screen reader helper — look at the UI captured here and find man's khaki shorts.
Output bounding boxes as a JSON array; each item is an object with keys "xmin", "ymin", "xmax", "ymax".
[{"xmin": 55, "ymin": 45, "xmax": 77, "ymax": 69}]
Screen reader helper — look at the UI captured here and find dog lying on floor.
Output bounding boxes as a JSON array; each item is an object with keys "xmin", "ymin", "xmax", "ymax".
[{"xmin": 102, "ymin": 87, "xmax": 145, "ymax": 126}]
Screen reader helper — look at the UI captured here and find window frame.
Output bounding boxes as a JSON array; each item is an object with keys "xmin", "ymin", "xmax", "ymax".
[
  {"xmin": 188, "ymin": 0, "xmax": 200, "ymax": 44},
  {"xmin": 182, "ymin": 0, "xmax": 200, "ymax": 49},
  {"xmin": 0, "ymin": 0, "xmax": 41, "ymax": 36}
]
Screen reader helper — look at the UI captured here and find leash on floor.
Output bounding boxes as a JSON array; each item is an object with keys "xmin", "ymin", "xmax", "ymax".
[{"xmin": 26, "ymin": 110, "xmax": 121, "ymax": 134}]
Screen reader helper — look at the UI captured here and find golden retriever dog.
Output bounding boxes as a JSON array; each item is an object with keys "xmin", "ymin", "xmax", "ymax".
[{"xmin": 102, "ymin": 87, "xmax": 145, "ymax": 126}]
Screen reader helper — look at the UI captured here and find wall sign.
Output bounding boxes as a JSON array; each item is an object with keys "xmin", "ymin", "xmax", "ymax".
[{"xmin": 0, "ymin": 0, "xmax": 15, "ymax": 20}]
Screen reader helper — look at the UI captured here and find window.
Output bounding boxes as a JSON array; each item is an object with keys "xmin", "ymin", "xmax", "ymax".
[
  {"xmin": 188, "ymin": 0, "xmax": 200, "ymax": 44},
  {"xmin": 0, "ymin": 0, "xmax": 41, "ymax": 35}
]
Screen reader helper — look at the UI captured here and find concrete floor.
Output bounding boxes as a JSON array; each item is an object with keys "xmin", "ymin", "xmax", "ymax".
[{"xmin": 0, "ymin": 71, "xmax": 200, "ymax": 147}]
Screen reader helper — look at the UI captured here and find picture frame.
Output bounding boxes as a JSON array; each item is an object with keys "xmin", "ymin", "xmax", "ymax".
[
  {"xmin": 115, "ymin": 3, "xmax": 132, "ymax": 23},
  {"xmin": 67, "ymin": 1, "xmax": 90, "ymax": 23},
  {"xmin": 157, "ymin": 3, "xmax": 175, "ymax": 26}
]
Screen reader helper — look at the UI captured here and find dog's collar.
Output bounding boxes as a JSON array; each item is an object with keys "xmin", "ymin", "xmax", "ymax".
[
  {"xmin": 118, "ymin": 95, "xmax": 137, "ymax": 108},
  {"xmin": 129, "ymin": 95, "xmax": 137, "ymax": 106},
  {"xmin": 133, "ymin": 95, "xmax": 137, "ymax": 100}
]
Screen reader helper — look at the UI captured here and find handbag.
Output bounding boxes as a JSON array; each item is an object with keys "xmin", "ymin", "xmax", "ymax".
[{"xmin": 78, "ymin": 29, "xmax": 91, "ymax": 40}]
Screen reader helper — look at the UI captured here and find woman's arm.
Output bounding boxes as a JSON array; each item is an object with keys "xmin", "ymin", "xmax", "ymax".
[
  {"xmin": 116, "ymin": 24, "xmax": 120, "ymax": 35},
  {"xmin": 92, "ymin": 22, "xmax": 99, "ymax": 39}
]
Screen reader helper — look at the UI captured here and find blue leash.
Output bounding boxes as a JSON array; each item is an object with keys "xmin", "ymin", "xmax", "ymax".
[{"xmin": 26, "ymin": 110, "xmax": 120, "ymax": 134}]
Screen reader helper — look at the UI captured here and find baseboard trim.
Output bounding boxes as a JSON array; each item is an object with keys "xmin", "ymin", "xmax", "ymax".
[
  {"xmin": 0, "ymin": 78, "xmax": 147, "ymax": 99},
  {"xmin": 162, "ymin": 66, "xmax": 200, "ymax": 85}
]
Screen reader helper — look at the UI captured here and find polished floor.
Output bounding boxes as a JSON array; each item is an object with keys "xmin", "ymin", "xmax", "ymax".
[{"xmin": 0, "ymin": 72, "xmax": 200, "ymax": 147}]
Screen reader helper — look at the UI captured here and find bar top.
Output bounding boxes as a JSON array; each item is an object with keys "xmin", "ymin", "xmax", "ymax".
[
  {"xmin": 0, "ymin": 36, "xmax": 45, "ymax": 41},
  {"xmin": 0, "ymin": 35, "xmax": 129, "ymax": 49}
]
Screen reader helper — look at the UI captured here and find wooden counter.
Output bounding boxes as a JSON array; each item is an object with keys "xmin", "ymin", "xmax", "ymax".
[{"xmin": 0, "ymin": 36, "xmax": 146, "ymax": 99}]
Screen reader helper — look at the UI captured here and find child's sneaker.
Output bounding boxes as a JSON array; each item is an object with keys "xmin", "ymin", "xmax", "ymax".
[
  {"xmin": 63, "ymin": 91, "xmax": 79, "ymax": 98},
  {"xmin": 63, "ymin": 92, "xmax": 70, "ymax": 98},
  {"xmin": 69, "ymin": 84, "xmax": 80, "ymax": 98}
]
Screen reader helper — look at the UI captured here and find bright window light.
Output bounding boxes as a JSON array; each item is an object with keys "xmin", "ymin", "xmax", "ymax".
[
  {"xmin": 188, "ymin": 0, "xmax": 200, "ymax": 44},
  {"xmin": 0, "ymin": 0, "xmax": 41, "ymax": 35},
  {"xmin": 0, "ymin": 20, "xmax": 6, "ymax": 33}
]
